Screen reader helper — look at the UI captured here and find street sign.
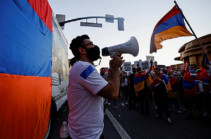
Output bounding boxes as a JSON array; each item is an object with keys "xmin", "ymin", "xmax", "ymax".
[
  {"xmin": 134, "ymin": 61, "xmax": 142, "ymax": 69},
  {"xmin": 123, "ymin": 62, "xmax": 132, "ymax": 72},
  {"xmin": 142, "ymin": 61, "xmax": 149, "ymax": 70},
  {"xmin": 105, "ymin": 14, "xmax": 114, "ymax": 23},
  {"xmin": 80, "ymin": 22, "xmax": 102, "ymax": 28},
  {"xmin": 146, "ymin": 56, "xmax": 154, "ymax": 61}
]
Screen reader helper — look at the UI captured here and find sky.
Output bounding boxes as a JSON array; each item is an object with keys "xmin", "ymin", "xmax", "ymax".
[{"xmin": 48, "ymin": 0, "xmax": 211, "ymax": 71}]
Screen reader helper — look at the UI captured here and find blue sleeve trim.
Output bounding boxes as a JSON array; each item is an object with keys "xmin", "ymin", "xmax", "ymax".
[
  {"xmin": 162, "ymin": 74, "xmax": 169, "ymax": 84},
  {"xmin": 80, "ymin": 65, "xmax": 94, "ymax": 79}
]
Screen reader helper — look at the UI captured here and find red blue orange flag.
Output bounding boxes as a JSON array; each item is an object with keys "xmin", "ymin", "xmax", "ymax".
[
  {"xmin": 0, "ymin": 0, "xmax": 52, "ymax": 138},
  {"xmin": 168, "ymin": 66, "xmax": 173, "ymax": 72},
  {"xmin": 105, "ymin": 67, "xmax": 109, "ymax": 72},
  {"xmin": 134, "ymin": 73, "xmax": 146, "ymax": 93},
  {"xmin": 150, "ymin": 5, "xmax": 192, "ymax": 53},
  {"xmin": 183, "ymin": 72, "xmax": 198, "ymax": 98},
  {"xmin": 184, "ymin": 61, "xmax": 189, "ymax": 72},
  {"xmin": 152, "ymin": 65, "xmax": 155, "ymax": 71}
]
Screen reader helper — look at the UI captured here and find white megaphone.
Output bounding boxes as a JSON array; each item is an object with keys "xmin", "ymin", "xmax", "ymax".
[{"xmin": 102, "ymin": 36, "xmax": 139, "ymax": 57}]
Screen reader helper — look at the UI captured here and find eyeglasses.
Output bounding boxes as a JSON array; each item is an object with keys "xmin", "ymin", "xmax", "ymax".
[{"xmin": 82, "ymin": 41, "xmax": 93, "ymax": 47}]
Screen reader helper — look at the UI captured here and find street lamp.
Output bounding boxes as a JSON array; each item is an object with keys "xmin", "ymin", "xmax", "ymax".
[{"xmin": 56, "ymin": 14, "xmax": 124, "ymax": 31}]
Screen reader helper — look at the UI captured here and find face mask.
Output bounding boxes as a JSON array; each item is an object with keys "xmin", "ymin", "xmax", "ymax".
[
  {"xmin": 86, "ymin": 45, "xmax": 101, "ymax": 61},
  {"xmin": 189, "ymin": 69, "xmax": 195, "ymax": 73}
]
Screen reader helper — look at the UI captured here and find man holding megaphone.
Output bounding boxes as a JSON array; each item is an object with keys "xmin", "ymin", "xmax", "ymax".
[
  {"xmin": 67, "ymin": 34, "xmax": 123, "ymax": 139},
  {"xmin": 102, "ymin": 36, "xmax": 139, "ymax": 58}
]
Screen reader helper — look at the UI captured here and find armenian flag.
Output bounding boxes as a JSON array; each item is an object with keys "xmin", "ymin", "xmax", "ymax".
[
  {"xmin": 105, "ymin": 67, "xmax": 109, "ymax": 72},
  {"xmin": 150, "ymin": 5, "xmax": 192, "ymax": 53},
  {"xmin": 159, "ymin": 73, "xmax": 172, "ymax": 91},
  {"xmin": 168, "ymin": 66, "xmax": 173, "ymax": 72},
  {"xmin": 183, "ymin": 72, "xmax": 198, "ymax": 98},
  {"xmin": 184, "ymin": 61, "xmax": 189, "ymax": 72},
  {"xmin": 134, "ymin": 73, "xmax": 146, "ymax": 93},
  {"xmin": 0, "ymin": 0, "xmax": 52, "ymax": 138}
]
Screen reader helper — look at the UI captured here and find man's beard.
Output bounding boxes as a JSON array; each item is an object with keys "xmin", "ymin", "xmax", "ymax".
[{"xmin": 86, "ymin": 45, "xmax": 101, "ymax": 62}]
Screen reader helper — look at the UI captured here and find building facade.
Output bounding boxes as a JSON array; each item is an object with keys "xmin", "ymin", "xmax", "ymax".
[{"xmin": 175, "ymin": 34, "xmax": 211, "ymax": 67}]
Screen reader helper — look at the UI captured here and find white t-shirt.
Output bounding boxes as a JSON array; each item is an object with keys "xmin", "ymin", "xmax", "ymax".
[
  {"xmin": 67, "ymin": 61, "xmax": 108, "ymax": 139},
  {"xmin": 121, "ymin": 78, "xmax": 128, "ymax": 87}
]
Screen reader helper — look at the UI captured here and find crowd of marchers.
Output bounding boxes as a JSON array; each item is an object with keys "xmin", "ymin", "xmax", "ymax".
[
  {"xmin": 66, "ymin": 34, "xmax": 210, "ymax": 139},
  {"xmin": 100, "ymin": 62, "xmax": 211, "ymax": 125}
]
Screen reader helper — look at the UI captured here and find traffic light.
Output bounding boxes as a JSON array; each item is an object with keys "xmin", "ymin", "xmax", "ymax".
[{"xmin": 118, "ymin": 17, "xmax": 124, "ymax": 31}]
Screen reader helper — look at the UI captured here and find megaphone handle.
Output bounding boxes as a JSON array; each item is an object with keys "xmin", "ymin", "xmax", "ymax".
[{"xmin": 109, "ymin": 52, "xmax": 116, "ymax": 58}]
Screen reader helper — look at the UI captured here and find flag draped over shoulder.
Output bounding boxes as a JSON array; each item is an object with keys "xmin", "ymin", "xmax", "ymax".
[
  {"xmin": 134, "ymin": 73, "xmax": 146, "ymax": 93},
  {"xmin": 150, "ymin": 5, "xmax": 192, "ymax": 53},
  {"xmin": 0, "ymin": 0, "xmax": 52, "ymax": 138},
  {"xmin": 157, "ymin": 73, "xmax": 172, "ymax": 91},
  {"xmin": 169, "ymin": 76, "xmax": 177, "ymax": 91},
  {"xmin": 183, "ymin": 72, "xmax": 198, "ymax": 98}
]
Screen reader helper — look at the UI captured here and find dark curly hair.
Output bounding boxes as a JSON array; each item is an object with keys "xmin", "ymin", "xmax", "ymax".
[{"xmin": 69, "ymin": 34, "xmax": 90, "ymax": 58}]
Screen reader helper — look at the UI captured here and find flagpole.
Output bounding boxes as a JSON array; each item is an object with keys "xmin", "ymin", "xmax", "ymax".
[{"xmin": 174, "ymin": 0, "xmax": 209, "ymax": 61}]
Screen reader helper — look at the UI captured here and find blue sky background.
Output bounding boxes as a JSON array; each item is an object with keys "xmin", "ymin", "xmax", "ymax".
[{"xmin": 49, "ymin": 0, "xmax": 211, "ymax": 70}]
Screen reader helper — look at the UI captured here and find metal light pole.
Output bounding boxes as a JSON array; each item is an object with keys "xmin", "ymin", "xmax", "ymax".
[{"xmin": 56, "ymin": 14, "xmax": 124, "ymax": 31}]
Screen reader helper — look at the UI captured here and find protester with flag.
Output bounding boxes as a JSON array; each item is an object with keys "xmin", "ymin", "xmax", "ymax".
[
  {"xmin": 195, "ymin": 67, "xmax": 209, "ymax": 118},
  {"xmin": 161, "ymin": 68, "xmax": 172, "ymax": 92},
  {"xmin": 134, "ymin": 67, "xmax": 150, "ymax": 116},
  {"xmin": 150, "ymin": 5, "xmax": 192, "ymax": 53},
  {"xmin": 183, "ymin": 65, "xmax": 198, "ymax": 119},
  {"xmin": 151, "ymin": 67, "xmax": 173, "ymax": 124},
  {"xmin": 168, "ymin": 72, "xmax": 182, "ymax": 114}
]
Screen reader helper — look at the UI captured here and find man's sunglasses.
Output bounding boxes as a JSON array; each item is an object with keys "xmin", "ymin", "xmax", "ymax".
[{"xmin": 81, "ymin": 42, "xmax": 93, "ymax": 47}]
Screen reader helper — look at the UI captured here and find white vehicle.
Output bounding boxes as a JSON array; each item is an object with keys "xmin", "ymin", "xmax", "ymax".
[{"xmin": 45, "ymin": 15, "xmax": 69, "ymax": 138}]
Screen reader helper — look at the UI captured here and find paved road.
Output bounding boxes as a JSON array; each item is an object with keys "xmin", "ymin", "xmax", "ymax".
[
  {"xmin": 108, "ymin": 102, "xmax": 211, "ymax": 139},
  {"xmin": 49, "ymin": 102, "xmax": 120, "ymax": 139},
  {"xmin": 50, "ymin": 100, "xmax": 211, "ymax": 139}
]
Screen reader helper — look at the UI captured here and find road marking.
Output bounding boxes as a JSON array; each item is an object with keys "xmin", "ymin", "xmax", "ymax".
[{"xmin": 105, "ymin": 109, "xmax": 131, "ymax": 139}]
